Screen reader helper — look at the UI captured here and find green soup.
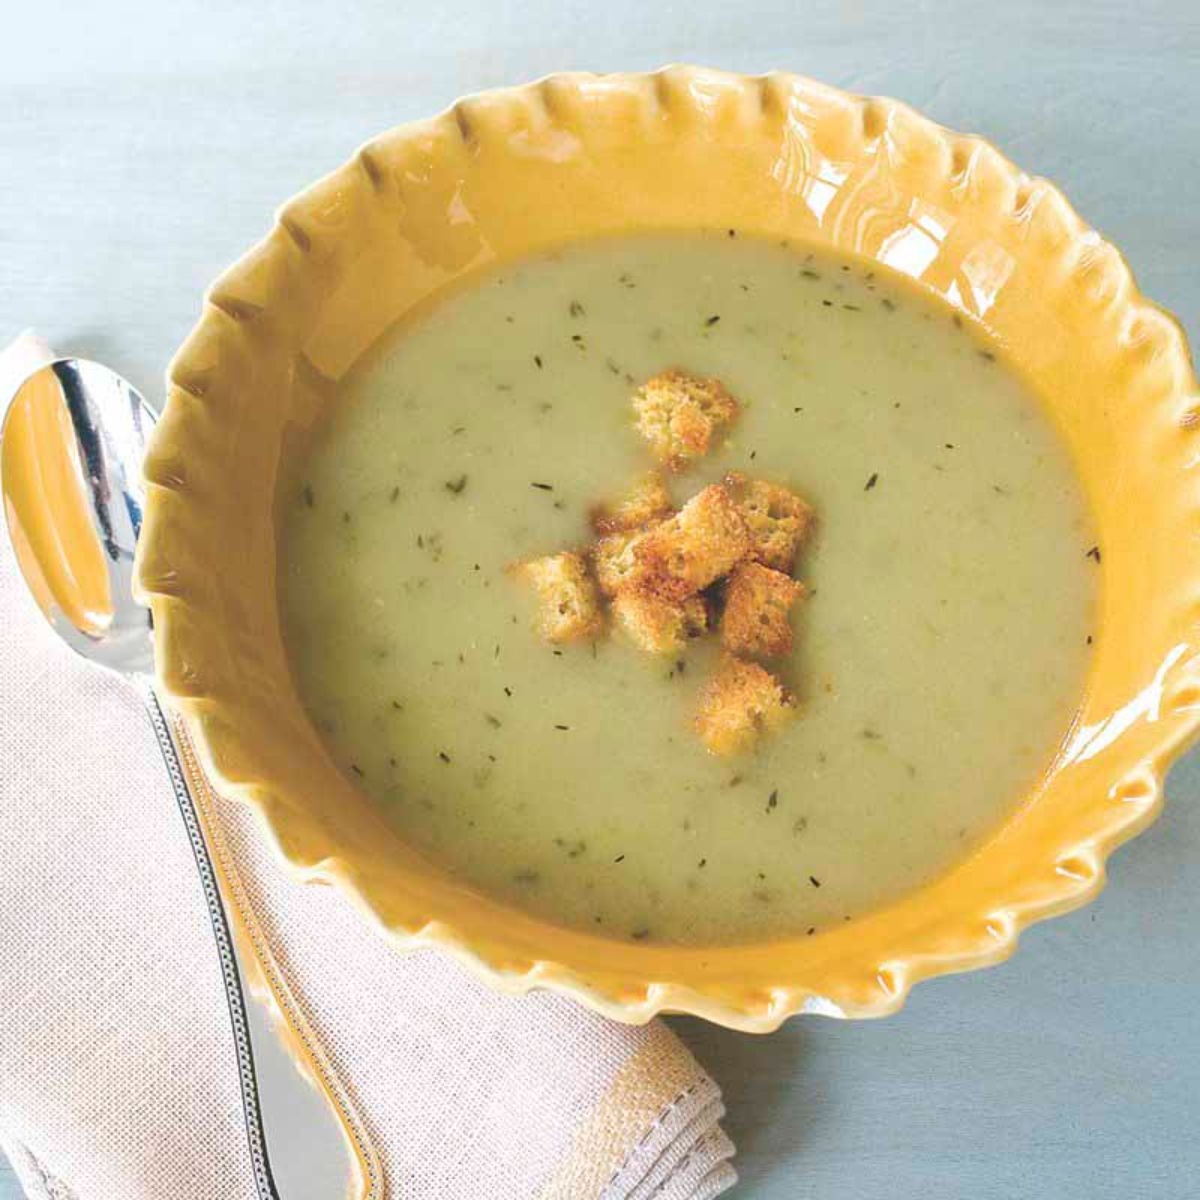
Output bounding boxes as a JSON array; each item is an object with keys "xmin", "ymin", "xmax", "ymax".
[{"xmin": 279, "ymin": 233, "xmax": 1096, "ymax": 945}]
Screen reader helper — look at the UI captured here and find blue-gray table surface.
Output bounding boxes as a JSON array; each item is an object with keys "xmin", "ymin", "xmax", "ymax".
[{"xmin": 2, "ymin": 1, "xmax": 1197, "ymax": 1196}]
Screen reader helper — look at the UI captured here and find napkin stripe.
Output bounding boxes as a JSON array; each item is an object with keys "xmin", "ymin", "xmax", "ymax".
[
  {"xmin": 536, "ymin": 1023, "xmax": 708, "ymax": 1199},
  {"xmin": 144, "ymin": 685, "xmax": 280, "ymax": 1200}
]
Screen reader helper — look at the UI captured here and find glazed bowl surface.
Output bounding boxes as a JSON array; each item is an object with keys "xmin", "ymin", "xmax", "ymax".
[{"xmin": 135, "ymin": 67, "xmax": 1200, "ymax": 1030}]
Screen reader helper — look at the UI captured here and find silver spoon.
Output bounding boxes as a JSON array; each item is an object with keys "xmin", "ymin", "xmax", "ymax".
[{"xmin": 1, "ymin": 358, "xmax": 280, "ymax": 1200}]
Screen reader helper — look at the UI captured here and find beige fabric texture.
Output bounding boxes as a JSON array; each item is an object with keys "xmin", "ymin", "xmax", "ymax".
[{"xmin": 0, "ymin": 334, "xmax": 737, "ymax": 1200}]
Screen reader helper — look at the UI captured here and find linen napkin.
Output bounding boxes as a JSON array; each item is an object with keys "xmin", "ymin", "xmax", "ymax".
[{"xmin": 0, "ymin": 333, "xmax": 737, "ymax": 1200}]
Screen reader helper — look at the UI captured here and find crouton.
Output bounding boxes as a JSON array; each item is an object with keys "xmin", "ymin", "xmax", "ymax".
[
  {"xmin": 720, "ymin": 561, "xmax": 807, "ymax": 658},
  {"xmin": 509, "ymin": 552, "xmax": 604, "ymax": 643},
  {"xmin": 723, "ymin": 473, "xmax": 815, "ymax": 572},
  {"xmin": 612, "ymin": 589, "xmax": 709, "ymax": 655},
  {"xmin": 631, "ymin": 484, "xmax": 750, "ymax": 599},
  {"xmin": 694, "ymin": 656, "xmax": 797, "ymax": 756},
  {"xmin": 591, "ymin": 529, "xmax": 646, "ymax": 597},
  {"xmin": 590, "ymin": 472, "xmax": 673, "ymax": 535},
  {"xmin": 633, "ymin": 370, "xmax": 740, "ymax": 470}
]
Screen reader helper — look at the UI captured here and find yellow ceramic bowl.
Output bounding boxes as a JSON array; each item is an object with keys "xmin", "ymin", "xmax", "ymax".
[{"xmin": 134, "ymin": 68, "xmax": 1200, "ymax": 1031}]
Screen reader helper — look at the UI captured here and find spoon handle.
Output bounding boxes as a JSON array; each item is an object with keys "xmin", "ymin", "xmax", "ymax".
[{"xmin": 139, "ymin": 678, "xmax": 280, "ymax": 1200}]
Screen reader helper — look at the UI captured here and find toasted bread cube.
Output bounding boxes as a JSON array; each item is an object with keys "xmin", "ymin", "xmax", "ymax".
[
  {"xmin": 724, "ymin": 473, "xmax": 816, "ymax": 572},
  {"xmin": 590, "ymin": 472, "xmax": 673, "ymax": 535},
  {"xmin": 633, "ymin": 370, "xmax": 740, "ymax": 470},
  {"xmin": 591, "ymin": 529, "xmax": 646, "ymax": 597},
  {"xmin": 613, "ymin": 589, "xmax": 708, "ymax": 655},
  {"xmin": 720, "ymin": 562, "xmax": 807, "ymax": 658},
  {"xmin": 631, "ymin": 484, "xmax": 749, "ymax": 599},
  {"xmin": 694, "ymin": 656, "xmax": 796, "ymax": 756},
  {"xmin": 510, "ymin": 552, "xmax": 604, "ymax": 643}
]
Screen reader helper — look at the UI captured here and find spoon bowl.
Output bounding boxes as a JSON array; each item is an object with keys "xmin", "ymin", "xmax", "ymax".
[{"xmin": 2, "ymin": 359, "xmax": 156, "ymax": 674}]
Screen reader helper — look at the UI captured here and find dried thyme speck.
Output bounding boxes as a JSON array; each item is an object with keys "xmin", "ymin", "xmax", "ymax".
[
  {"xmin": 945, "ymin": 442, "xmax": 956, "ymax": 449},
  {"xmin": 452, "ymin": 425, "xmax": 466, "ymax": 435},
  {"xmin": 605, "ymin": 358, "xmax": 621, "ymax": 375},
  {"xmin": 843, "ymin": 303, "xmax": 862, "ymax": 312},
  {"xmin": 534, "ymin": 354, "xmax": 543, "ymax": 369},
  {"xmin": 438, "ymin": 751, "xmax": 451, "ymax": 764},
  {"xmin": 809, "ymin": 875, "xmax": 822, "ymax": 888},
  {"xmin": 979, "ymin": 349, "xmax": 996, "ymax": 362},
  {"xmin": 444, "ymin": 474, "xmax": 468, "ymax": 495},
  {"xmin": 728, "ymin": 228, "xmax": 737, "ymax": 238},
  {"xmin": 728, "ymin": 775, "xmax": 743, "ymax": 789},
  {"xmin": 389, "ymin": 486, "xmax": 400, "ymax": 502},
  {"xmin": 865, "ymin": 472, "xmax": 879, "ymax": 491},
  {"xmin": 750, "ymin": 450, "xmax": 757, "ymax": 460},
  {"xmin": 631, "ymin": 928, "xmax": 650, "ymax": 941},
  {"xmin": 992, "ymin": 484, "xmax": 1008, "ymax": 495},
  {"xmin": 342, "ymin": 510, "xmax": 352, "ymax": 524},
  {"xmin": 698, "ymin": 858, "xmax": 707, "ymax": 868},
  {"xmin": 554, "ymin": 723, "xmax": 570, "ymax": 731},
  {"xmin": 571, "ymin": 333, "xmax": 584, "ymax": 344},
  {"xmin": 705, "ymin": 314, "xmax": 721, "ymax": 327},
  {"xmin": 793, "ymin": 816, "xmax": 808, "ymax": 835},
  {"xmin": 953, "ymin": 314, "xmax": 963, "ymax": 328},
  {"xmin": 807, "ymin": 927, "xmax": 816, "ymax": 936},
  {"xmin": 569, "ymin": 299, "xmax": 585, "ymax": 318},
  {"xmin": 302, "ymin": 484, "xmax": 315, "ymax": 508},
  {"xmin": 766, "ymin": 789, "xmax": 779, "ymax": 812},
  {"xmin": 1086, "ymin": 545, "xmax": 1102, "ymax": 563},
  {"xmin": 350, "ymin": 763, "xmax": 364, "ymax": 777},
  {"xmin": 391, "ymin": 699, "xmax": 404, "ymax": 711},
  {"xmin": 1086, "ymin": 634, "xmax": 1094, "ymax": 645},
  {"xmin": 881, "ymin": 297, "xmax": 896, "ymax": 311},
  {"xmin": 503, "ymin": 686, "xmax": 512, "ymax": 697},
  {"xmin": 388, "ymin": 756, "xmax": 397, "ymax": 767},
  {"xmin": 861, "ymin": 728, "xmax": 882, "ymax": 741},
  {"xmin": 821, "ymin": 299, "xmax": 833, "ymax": 307},
  {"xmin": 553, "ymin": 499, "xmax": 566, "ymax": 510},
  {"xmin": 794, "ymin": 406, "xmax": 803, "ymax": 413},
  {"xmin": 613, "ymin": 854, "xmax": 625, "ymax": 864},
  {"xmin": 484, "ymin": 714, "xmax": 502, "ymax": 728},
  {"xmin": 531, "ymin": 481, "xmax": 554, "ymax": 491},
  {"xmin": 552, "ymin": 650, "xmax": 563, "ymax": 657},
  {"xmin": 801, "ymin": 269, "xmax": 820, "ymax": 280}
]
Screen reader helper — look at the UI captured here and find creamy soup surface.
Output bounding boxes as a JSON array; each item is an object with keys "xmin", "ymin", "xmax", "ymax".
[{"xmin": 279, "ymin": 233, "xmax": 1097, "ymax": 945}]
